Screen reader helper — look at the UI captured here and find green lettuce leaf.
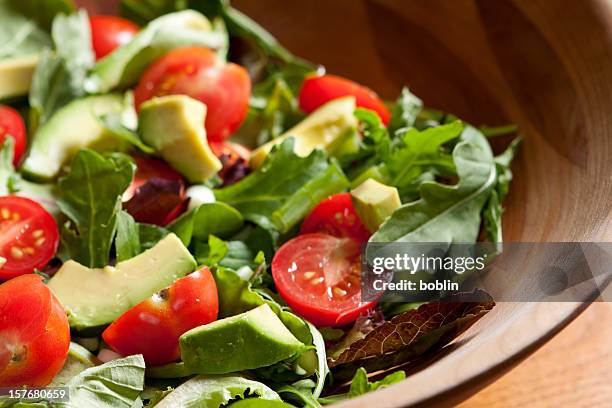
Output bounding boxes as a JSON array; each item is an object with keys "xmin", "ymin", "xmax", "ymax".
[
  {"xmin": 55, "ymin": 355, "xmax": 145, "ymax": 408},
  {"xmin": 115, "ymin": 210, "xmax": 140, "ymax": 262},
  {"xmin": 370, "ymin": 126, "xmax": 496, "ymax": 243},
  {"xmin": 318, "ymin": 368, "xmax": 405, "ymax": 404},
  {"xmin": 214, "ymin": 139, "xmax": 348, "ymax": 233},
  {"xmin": 58, "ymin": 150, "xmax": 135, "ymax": 267},
  {"xmin": 387, "ymin": 87, "xmax": 423, "ymax": 137},
  {"xmin": 153, "ymin": 375, "xmax": 281, "ymax": 408},
  {"xmin": 168, "ymin": 202, "xmax": 243, "ymax": 246},
  {"xmin": 29, "ymin": 10, "xmax": 94, "ymax": 129}
]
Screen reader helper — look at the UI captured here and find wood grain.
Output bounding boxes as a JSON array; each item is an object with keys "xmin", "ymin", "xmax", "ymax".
[{"xmin": 459, "ymin": 303, "xmax": 612, "ymax": 408}]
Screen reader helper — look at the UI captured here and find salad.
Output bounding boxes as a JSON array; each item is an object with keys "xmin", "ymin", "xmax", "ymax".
[{"xmin": 0, "ymin": 1, "xmax": 519, "ymax": 407}]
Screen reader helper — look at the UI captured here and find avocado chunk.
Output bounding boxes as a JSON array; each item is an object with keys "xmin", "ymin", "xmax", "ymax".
[
  {"xmin": 48, "ymin": 233, "xmax": 196, "ymax": 330},
  {"xmin": 351, "ymin": 178, "xmax": 402, "ymax": 232},
  {"xmin": 0, "ymin": 55, "xmax": 39, "ymax": 100},
  {"xmin": 139, "ymin": 95, "xmax": 222, "ymax": 183},
  {"xmin": 180, "ymin": 304, "xmax": 306, "ymax": 374},
  {"xmin": 250, "ymin": 96, "xmax": 358, "ymax": 168},
  {"xmin": 21, "ymin": 94, "xmax": 126, "ymax": 180}
]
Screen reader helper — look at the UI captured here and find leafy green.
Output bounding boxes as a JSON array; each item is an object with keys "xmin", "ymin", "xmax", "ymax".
[
  {"xmin": 2, "ymin": 0, "xmax": 74, "ymax": 32},
  {"xmin": 29, "ymin": 10, "xmax": 94, "ymax": 129},
  {"xmin": 387, "ymin": 87, "xmax": 423, "ymax": 137},
  {"xmin": 483, "ymin": 137, "xmax": 521, "ymax": 245},
  {"xmin": 318, "ymin": 368, "xmax": 405, "ymax": 404},
  {"xmin": 54, "ymin": 355, "xmax": 145, "ymax": 408},
  {"xmin": 58, "ymin": 150, "xmax": 135, "ymax": 268},
  {"xmin": 85, "ymin": 10, "xmax": 228, "ymax": 93},
  {"xmin": 370, "ymin": 126, "xmax": 496, "ymax": 243},
  {"xmin": 115, "ymin": 210, "xmax": 141, "ymax": 262},
  {"xmin": 168, "ymin": 202, "xmax": 244, "ymax": 246},
  {"xmin": 153, "ymin": 375, "xmax": 281, "ymax": 408},
  {"xmin": 215, "ymin": 139, "xmax": 348, "ymax": 233},
  {"xmin": 328, "ymin": 291, "xmax": 495, "ymax": 380},
  {"xmin": 138, "ymin": 222, "xmax": 169, "ymax": 250},
  {"xmin": 98, "ymin": 113, "xmax": 155, "ymax": 155},
  {"xmin": 0, "ymin": 138, "xmax": 18, "ymax": 195}
]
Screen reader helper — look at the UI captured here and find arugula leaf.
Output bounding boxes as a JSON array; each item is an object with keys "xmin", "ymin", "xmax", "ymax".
[
  {"xmin": 328, "ymin": 291, "xmax": 494, "ymax": 380},
  {"xmin": 169, "ymin": 202, "xmax": 244, "ymax": 246},
  {"xmin": 85, "ymin": 10, "xmax": 227, "ymax": 93},
  {"xmin": 58, "ymin": 150, "xmax": 135, "ymax": 268},
  {"xmin": 115, "ymin": 210, "xmax": 141, "ymax": 262},
  {"xmin": 318, "ymin": 368, "xmax": 405, "ymax": 404},
  {"xmin": 153, "ymin": 375, "xmax": 281, "ymax": 408},
  {"xmin": 370, "ymin": 126, "xmax": 496, "ymax": 243},
  {"xmin": 0, "ymin": 139, "xmax": 59, "ymax": 215},
  {"xmin": 215, "ymin": 139, "xmax": 349, "ymax": 233},
  {"xmin": 483, "ymin": 137, "xmax": 522, "ymax": 245},
  {"xmin": 29, "ymin": 10, "xmax": 94, "ymax": 129},
  {"xmin": 387, "ymin": 87, "xmax": 423, "ymax": 137},
  {"xmin": 55, "ymin": 355, "xmax": 145, "ymax": 408}
]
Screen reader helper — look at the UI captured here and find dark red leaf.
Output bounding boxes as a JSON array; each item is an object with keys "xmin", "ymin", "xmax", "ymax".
[{"xmin": 123, "ymin": 178, "xmax": 187, "ymax": 226}]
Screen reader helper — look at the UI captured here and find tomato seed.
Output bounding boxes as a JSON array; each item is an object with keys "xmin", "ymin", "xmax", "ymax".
[
  {"xmin": 333, "ymin": 287, "xmax": 347, "ymax": 297},
  {"xmin": 0, "ymin": 208, "xmax": 9, "ymax": 219},
  {"xmin": 311, "ymin": 277, "xmax": 324, "ymax": 285},
  {"xmin": 32, "ymin": 229, "xmax": 44, "ymax": 238},
  {"xmin": 0, "ymin": 256, "xmax": 5, "ymax": 267},
  {"xmin": 303, "ymin": 271, "xmax": 316, "ymax": 279},
  {"xmin": 10, "ymin": 247, "xmax": 23, "ymax": 259},
  {"xmin": 11, "ymin": 213, "xmax": 20, "ymax": 221},
  {"xmin": 35, "ymin": 237, "xmax": 46, "ymax": 247},
  {"xmin": 23, "ymin": 247, "xmax": 34, "ymax": 255}
]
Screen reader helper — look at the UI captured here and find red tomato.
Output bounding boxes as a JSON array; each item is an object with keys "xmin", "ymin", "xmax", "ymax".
[
  {"xmin": 272, "ymin": 233, "xmax": 375, "ymax": 327},
  {"xmin": 89, "ymin": 15, "xmax": 139, "ymax": 60},
  {"xmin": 102, "ymin": 267, "xmax": 218, "ymax": 365},
  {"xmin": 133, "ymin": 47, "xmax": 251, "ymax": 142},
  {"xmin": 299, "ymin": 75, "xmax": 390, "ymax": 125},
  {"xmin": 300, "ymin": 193, "xmax": 370, "ymax": 243},
  {"xmin": 0, "ymin": 105, "xmax": 26, "ymax": 166},
  {"xmin": 0, "ymin": 197, "xmax": 59, "ymax": 280},
  {"xmin": 0, "ymin": 274, "xmax": 70, "ymax": 386},
  {"xmin": 123, "ymin": 155, "xmax": 185, "ymax": 201},
  {"xmin": 210, "ymin": 141, "xmax": 251, "ymax": 186}
]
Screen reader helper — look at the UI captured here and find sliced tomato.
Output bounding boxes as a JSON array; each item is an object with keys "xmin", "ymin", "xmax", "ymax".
[
  {"xmin": 299, "ymin": 74, "xmax": 390, "ymax": 125},
  {"xmin": 0, "ymin": 105, "xmax": 26, "ymax": 166},
  {"xmin": 272, "ymin": 233, "xmax": 375, "ymax": 327},
  {"xmin": 133, "ymin": 47, "xmax": 251, "ymax": 142},
  {"xmin": 89, "ymin": 15, "xmax": 139, "ymax": 60},
  {"xmin": 102, "ymin": 267, "xmax": 218, "ymax": 365},
  {"xmin": 300, "ymin": 193, "xmax": 370, "ymax": 243},
  {"xmin": 0, "ymin": 274, "xmax": 70, "ymax": 386},
  {"xmin": 210, "ymin": 141, "xmax": 251, "ymax": 186},
  {"xmin": 0, "ymin": 197, "xmax": 59, "ymax": 280}
]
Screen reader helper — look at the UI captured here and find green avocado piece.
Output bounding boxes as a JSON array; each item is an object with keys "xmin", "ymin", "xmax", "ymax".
[
  {"xmin": 48, "ymin": 233, "xmax": 196, "ymax": 330},
  {"xmin": 0, "ymin": 55, "xmax": 39, "ymax": 101},
  {"xmin": 351, "ymin": 178, "xmax": 402, "ymax": 232},
  {"xmin": 180, "ymin": 304, "xmax": 306, "ymax": 374},
  {"xmin": 21, "ymin": 94, "xmax": 126, "ymax": 181},
  {"xmin": 250, "ymin": 96, "xmax": 358, "ymax": 168},
  {"xmin": 139, "ymin": 95, "xmax": 222, "ymax": 183}
]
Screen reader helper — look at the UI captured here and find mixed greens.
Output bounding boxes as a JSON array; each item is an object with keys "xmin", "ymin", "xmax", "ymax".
[{"xmin": 0, "ymin": 0, "xmax": 519, "ymax": 407}]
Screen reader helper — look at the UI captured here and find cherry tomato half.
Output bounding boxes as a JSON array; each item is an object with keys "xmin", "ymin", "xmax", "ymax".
[
  {"xmin": 300, "ymin": 193, "xmax": 370, "ymax": 243},
  {"xmin": 210, "ymin": 141, "xmax": 251, "ymax": 186},
  {"xmin": 299, "ymin": 74, "xmax": 390, "ymax": 125},
  {"xmin": 102, "ymin": 267, "xmax": 218, "ymax": 365},
  {"xmin": 0, "ymin": 274, "xmax": 70, "ymax": 386},
  {"xmin": 0, "ymin": 197, "xmax": 59, "ymax": 280},
  {"xmin": 89, "ymin": 15, "xmax": 139, "ymax": 60},
  {"xmin": 272, "ymin": 233, "xmax": 375, "ymax": 327},
  {"xmin": 134, "ymin": 47, "xmax": 251, "ymax": 142},
  {"xmin": 0, "ymin": 105, "xmax": 26, "ymax": 166}
]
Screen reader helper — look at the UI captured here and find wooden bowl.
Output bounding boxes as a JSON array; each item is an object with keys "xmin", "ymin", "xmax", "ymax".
[{"xmin": 82, "ymin": 0, "xmax": 612, "ymax": 406}]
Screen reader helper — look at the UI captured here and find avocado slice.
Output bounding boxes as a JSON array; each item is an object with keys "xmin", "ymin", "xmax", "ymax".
[
  {"xmin": 139, "ymin": 95, "xmax": 222, "ymax": 183},
  {"xmin": 250, "ymin": 96, "xmax": 358, "ymax": 168},
  {"xmin": 0, "ymin": 55, "xmax": 39, "ymax": 101},
  {"xmin": 180, "ymin": 304, "xmax": 306, "ymax": 374},
  {"xmin": 21, "ymin": 94, "xmax": 127, "ymax": 181},
  {"xmin": 48, "ymin": 233, "xmax": 196, "ymax": 331},
  {"xmin": 351, "ymin": 178, "xmax": 402, "ymax": 232}
]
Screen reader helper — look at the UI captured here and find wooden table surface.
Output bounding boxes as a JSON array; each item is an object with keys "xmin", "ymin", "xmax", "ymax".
[{"xmin": 458, "ymin": 303, "xmax": 612, "ymax": 408}]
